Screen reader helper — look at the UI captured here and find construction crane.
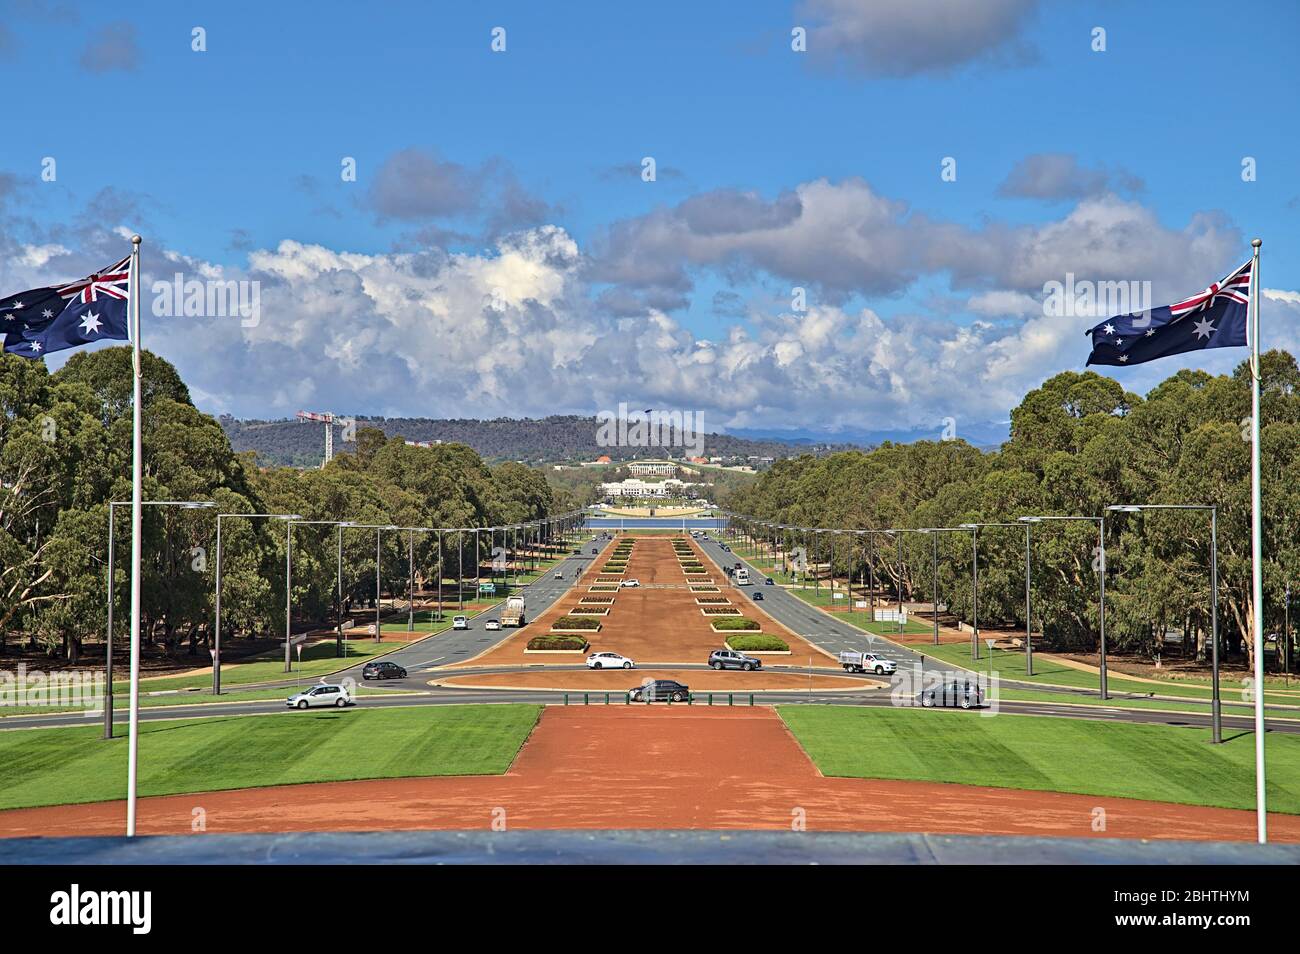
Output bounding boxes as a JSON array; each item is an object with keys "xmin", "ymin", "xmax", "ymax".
[{"xmin": 296, "ymin": 410, "xmax": 344, "ymax": 466}]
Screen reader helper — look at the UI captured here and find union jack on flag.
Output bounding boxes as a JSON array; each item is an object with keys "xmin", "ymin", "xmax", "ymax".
[
  {"xmin": 56, "ymin": 255, "xmax": 131, "ymax": 304},
  {"xmin": 0, "ymin": 253, "xmax": 133, "ymax": 360},
  {"xmin": 1085, "ymin": 258, "xmax": 1252, "ymax": 367}
]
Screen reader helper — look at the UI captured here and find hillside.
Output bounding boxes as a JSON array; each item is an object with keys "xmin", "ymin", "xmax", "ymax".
[{"xmin": 220, "ymin": 415, "xmax": 861, "ymax": 468}]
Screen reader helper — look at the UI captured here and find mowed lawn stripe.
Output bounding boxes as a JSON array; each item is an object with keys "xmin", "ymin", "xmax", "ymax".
[
  {"xmin": 0, "ymin": 705, "xmax": 542, "ymax": 811},
  {"xmin": 779, "ymin": 706, "xmax": 1300, "ymax": 814}
]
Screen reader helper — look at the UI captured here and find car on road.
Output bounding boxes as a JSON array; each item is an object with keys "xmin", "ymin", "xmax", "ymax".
[
  {"xmin": 591, "ymin": 548, "xmax": 597, "ymax": 555},
  {"xmin": 587, "ymin": 651, "xmax": 635, "ymax": 669},
  {"xmin": 286, "ymin": 683, "xmax": 353, "ymax": 709},
  {"xmin": 628, "ymin": 679, "xmax": 690, "ymax": 702},
  {"xmin": 838, "ymin": 651, "xmax": 896, "ymax": 675},
  {"xmin": 917, "ymin": 679, "xmax": 985, "ymax": 709},
  {"xmin": 708, "ymin": 649, "xmax": 762, "ymax": 671},
  {"xmin": 484, "ymin": 618, "xmax": 501, "ymax": 631},
  {"xmin": 764, "ymin": 577, "xmax": 774, "ymax": 585},
  {"xmin": 621, "ymin": 578, "xmax": 641, "ymax": 587},
  {"xmin": 555, "ymin": 570, "xmax": 564, "ymax": 579},
  {"xmin": 452, "ymin": 615, "xmax": 469, "ymax": 630},
  {"xmin": 750, "ymin": 590, "xmax": 764, "ymax": 601},
  {"xmin": 361, "ymin": 661, "xmax": 407, "ymax": 681},
  {"xmin": 720, "ymin": 544, "xmax": 731, "ymax": 552}
]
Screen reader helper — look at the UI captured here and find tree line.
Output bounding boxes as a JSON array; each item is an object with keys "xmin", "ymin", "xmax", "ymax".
[
  {"xmin": 724, "ymin": 352, "xmax": 1300, "ymax": 671},
  {"xmin": 0, "ymin": 348, "xmax": 572, "ymax": 662}
]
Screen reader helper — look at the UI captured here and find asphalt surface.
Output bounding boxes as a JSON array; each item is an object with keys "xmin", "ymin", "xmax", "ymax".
[{"xmin": 6, "ymin": 528, "xmax": 1298, "ymax": 736}]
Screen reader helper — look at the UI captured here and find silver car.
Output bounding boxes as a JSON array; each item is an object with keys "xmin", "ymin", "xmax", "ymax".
[{"xmin": 286, "ymin": 683, "xmax": 353, "ymax": 709}]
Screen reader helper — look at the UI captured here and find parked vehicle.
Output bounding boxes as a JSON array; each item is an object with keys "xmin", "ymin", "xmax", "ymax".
[
  {"xmin": 708, "ymin": 649, "xmax": 762, "ymax": 671},
  {"xmin": 484, "ymin": 618, "xmax": 501, "ymax": 631},
  {"xmin": 361, "ymin": 661, "xmax": 407, "ymax": 680},
  {"xmin": 587, "ymin": 651, "xmax": 635, "ymax": 669},
  {"xmin": 839, "ymin": 651, "xmax": 897, "ymax": 675},
  {"xmin": 286, "ymin": 683, "xmax": 353, "ymax": 709},
  {"xmin": 917, "ymin": 679, "xmax": 985, "ymax": 709},
  {"xmin": 629, "ymin": 679, "xmax": 690, "ymax": 702},
  {"xmin": 452, "ymin": 615, "xmax": 469, "ymax": 630},
  {"xmin": 501, "ymin": 596, "xmax": 526, "ymax": 627},
  {"xmin": 621, "ymin": 578, "xmax": 641, "ymax": 587}
]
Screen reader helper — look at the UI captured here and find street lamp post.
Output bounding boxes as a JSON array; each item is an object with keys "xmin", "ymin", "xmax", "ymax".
[
  {"xmin": 1109, "ymin": 504, "xmax": 1220, "ymax": 742},
  {"xmin": 284, "ymin": 519, "xmax": 357, "ymax": 673},
  {"xmin": 104, "ymin": 500, "xmax": 216, "ymax": 738},
  {"xmin": 957, "ymin": 522, "xmax": 1021, "ymax": 662},
  {"xmin": 1019, "ymin": 515, "xmax": 1108, "ymax": 698},
  {"xmin": 213, "ymin": 511, "xmax": 299, "ymax": 698}
]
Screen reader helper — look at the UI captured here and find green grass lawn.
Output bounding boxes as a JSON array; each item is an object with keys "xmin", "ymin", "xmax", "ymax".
[
  {"xmin": 917, "ymin": 642, "xmax": 1298, "ymax": 708},
  {"xmin": 0, "ymin": 704, "xmax": 542, "ymax": 811},
  {"xmin": 779, "ymin": 705, "xmax": 1300, "ymax": 814},
  {"xmin": 994, "ymin": 686, "xmax": 1300, "ymax": 720}
]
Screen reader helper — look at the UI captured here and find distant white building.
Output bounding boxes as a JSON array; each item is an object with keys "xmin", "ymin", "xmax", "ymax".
[
  {"xmin": 601, "ymin": 477, "xmax": 697, "ymax": 498},
  {"xmin": 628, "ymin": 460, "xmax": 676, "ymax": 477}
]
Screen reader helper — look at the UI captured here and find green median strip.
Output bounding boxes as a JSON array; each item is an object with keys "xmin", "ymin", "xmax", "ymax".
[
  {"xmin": 779, "ymin": 705, "xmax": 1300, "ymax": 814},
  {"xmin": 0, "ymin": 704, "xmax": 543, "ymax": 811}
]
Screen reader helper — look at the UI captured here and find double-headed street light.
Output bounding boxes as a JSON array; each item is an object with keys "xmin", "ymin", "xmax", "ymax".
[
  {"xmin": 957, "ymin": 522, "xmax": 1022, "ymax": 662},
  {"xmin": 1019, "ymin": 515, "xmax": 1108, "ymax": 697},
  {"xmin": 284, "ymin": 519, "xmax": 360, "ymax": 672},
  {"xmin": 213, "ymin": 511, "xmax": 301, "ymax": 697},
  {"xmin": 1108, "ymin": 504, "xmax": 1221, "ymax": 743},
  {"xmin": 104, "ymin": 500, "xmax": 216, "ymax": 738},
  {"xmin": 918, "ymin": 528, "xmax": 970, "ymax": 646}
]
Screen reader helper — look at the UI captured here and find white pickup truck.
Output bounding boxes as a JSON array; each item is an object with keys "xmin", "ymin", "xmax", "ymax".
[{"xmin": 839, "ymin": 651, "xmax": 897, "ymax": 675}]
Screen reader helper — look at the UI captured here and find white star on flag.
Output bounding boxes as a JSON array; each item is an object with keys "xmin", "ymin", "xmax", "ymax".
[
  {"xmin": 1119, "ymin": 354, "xmax": 1128, "ymax": 362},
  {"xmin": 1103, "ymin": 323, "xmax": 1116, "ymax": 335},
  {"xmin": 79, "ymin": 311, "xmax": 103, "ymax": 335},
  {"xmin": 41, "ymin": 309, "xmax": 54, "ymax": 319},
  {"xmin": 3, "ymin": 314, "xmax": 12, "ymax": 322},
  {"xmin": 1192, "ymin": 316, "xmax": 1216, "ymax": 340},
  {"xmin": 31, "ymin": 341, "xmax": 42, "ymax": 353}
]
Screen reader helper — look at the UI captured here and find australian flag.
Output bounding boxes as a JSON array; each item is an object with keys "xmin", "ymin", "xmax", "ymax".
[
  {"xmin": 1085, "ymin": 259, "xmax": 1251, "ymax": 367},
  {"xmin": 0, "ymin": 255, "xmax": 131, "ymax": 360}
]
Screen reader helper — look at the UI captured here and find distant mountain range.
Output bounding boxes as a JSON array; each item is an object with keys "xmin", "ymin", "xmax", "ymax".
[{"xmin": 219, "ymin": 415, "xmax": 868, "ymax": 468}]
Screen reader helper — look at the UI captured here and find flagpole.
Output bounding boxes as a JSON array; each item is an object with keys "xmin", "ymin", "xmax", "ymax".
[
  {"xmin": 126, "ymin": 234, "xmax": 143, "ymax": 837},
  {"xmin": 1249, "ymin": 236, "xmax": 1266, "ymax": 844}
]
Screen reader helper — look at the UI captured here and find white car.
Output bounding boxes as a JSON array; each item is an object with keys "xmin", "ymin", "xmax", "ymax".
[
  {"xmin": 621, "ymin": 579, "xmax": 641, "ymax": 587},
  {"xmin": 587, "ymin": 652, "xmax": 635, "ymax": 670},
  {"xmin": 484, "ymin": 619, "xmax": 501, "ymax": 631},
  {"xmin": 286, "ymin": 684, "xmax": 353, "ymax": 709},
  {"xmin": 452, "ymin": 616, "xmax": 469, "ymax": 630}
]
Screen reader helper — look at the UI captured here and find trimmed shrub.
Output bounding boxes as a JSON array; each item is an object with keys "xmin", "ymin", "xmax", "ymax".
[
  {"xmin": 527, "ymin": 635, "xmax": 589, "ymax": 651},
  {"xmin": 725, "ymin": 634, "xmax": 790, "ymax": 652},
  {"xmin": 552, "ymin": 615, "xmax": 602, "ymax": 631},
  {"xmin": 710, "ymin": 617, "xmax": 761, "ymax": 631},
  {"xmin": 700, "ymin": 606, "xmax": 742, "ymax": 615}
]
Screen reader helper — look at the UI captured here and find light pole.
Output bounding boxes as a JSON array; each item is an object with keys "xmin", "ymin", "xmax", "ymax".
[
  {"xmin": 957, "ymin": 522, "xmax": 1021, "ymax": 662},
  {"xmin": 889, "ymin": 529, "xmax": 933, "ymax": 638},
  {"xmin": 213, "ymin": 511, "xmax": 299, "ymax": 697},
  {"xmin": 918, "ymin": 528, "xmax": 969, "ymax": 646},
  {"xmin": 1109, "ymin": 504, "xmax": 1220, "ymax": 742},
  {"xmin": 284, "ymin": 519, "xmax": 356, "ymax": 673},
  {"xmin": 1020, "ymin": 515, "xmax": 1108, "ymax": 698},
  {"xmin": 104, "ymin": 500, "xmax": 215, "ymax": 738}
]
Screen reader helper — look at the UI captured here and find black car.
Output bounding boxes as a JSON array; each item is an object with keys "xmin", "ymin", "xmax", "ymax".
[
  {"xmin": 362, "ymin": 660, "xmax": 407, "ymax": 680},
  {"xmin": 750, "ymin": 590, "xmax": 765, "ymax": 601},
  {"xmin": 917, "ymin": 679, "xmax": 985, "ymax": 709},
  {"xmin": 629, "ymin": 679, "xmax": 690, "ymax": 702}
]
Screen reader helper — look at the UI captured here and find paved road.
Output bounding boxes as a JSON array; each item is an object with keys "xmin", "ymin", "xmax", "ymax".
[{"xmin": 8, "ymin": 667, "xmax": 1296, "ymax": 734}]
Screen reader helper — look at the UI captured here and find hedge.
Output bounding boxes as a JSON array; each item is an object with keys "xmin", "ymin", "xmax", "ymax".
[
  {"xmin": 725, "ymin": 634, "xmax": 790, "ymax": 652},
  {"xmin": 700, "ymin": 606, "xmax": 742, "ymax": 615},
  {"xmin": 552, "ymin": 615, "xmax": 602, "ymax": 631},
  {"xmin": 527, "ymin": 635, "xmax": 589, "ymax": 651},
  {"xmin": 710, "ymin": 617, "xmax": 761, "ymax": 631}
]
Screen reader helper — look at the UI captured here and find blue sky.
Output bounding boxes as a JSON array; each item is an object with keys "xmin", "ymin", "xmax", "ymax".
[{"xmin": 2, "ymin": 0, "xmax": 1298, "ymax": 437}]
